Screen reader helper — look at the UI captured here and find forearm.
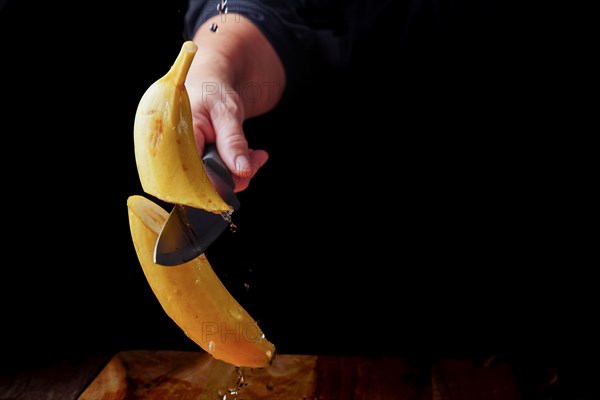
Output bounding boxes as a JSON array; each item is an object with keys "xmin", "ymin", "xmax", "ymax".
[{"xmin": 188, "ymin": 14, "xmax": 285, "ymax": 118}]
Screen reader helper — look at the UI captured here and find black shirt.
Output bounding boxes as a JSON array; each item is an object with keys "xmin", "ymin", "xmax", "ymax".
[{"xmin": 184, "ymin": 0, "xmax": 503, "ymax": 101}]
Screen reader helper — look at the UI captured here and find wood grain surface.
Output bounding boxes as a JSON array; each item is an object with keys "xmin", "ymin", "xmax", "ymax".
[
  {"xmin": 1, "ymin": 350, "xmax": 567, "ymax": 399},
  {"xmin": 79, "ymin": 351, "xmax": 431, "ymax": 400}
]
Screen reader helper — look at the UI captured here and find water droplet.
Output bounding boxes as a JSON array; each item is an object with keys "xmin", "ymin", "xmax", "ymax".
[
  {"xmin": 220, "ymin": 211, "xmax": 232, "ymax": 223},
  {"xmin": 243, "ymin": 282, "xmax": 250, "ymax": 292},
  {"xmin": 209, "ymin": 23, "xmax": 219, "ymax": 33},
  {"xmin": 228, "ymin": 305, "xmax": 242, "ymax": 319},
  {"xmin": 208, "ymin": 340, "xmax": 215, "ymax": 353},
  {"xmin": 219, "ymin": 211, "xmax": 237, "ymax": 232},
  {"xmin": 216, "ymin": 365, "xmax": 251, "ymax": 400},
  {"xmin": 195, "ymin": 277, "xmax": 201, "ymax": 285}
]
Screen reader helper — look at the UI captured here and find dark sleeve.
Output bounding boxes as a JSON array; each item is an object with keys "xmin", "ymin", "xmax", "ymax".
[{"xmin": 183, "ymin": 1, "xmax": 398, "ymax": 101}]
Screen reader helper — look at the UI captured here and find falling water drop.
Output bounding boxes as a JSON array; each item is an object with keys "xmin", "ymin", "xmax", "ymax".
[
  {"xmin": 209, "ymin": 23, "xmax": 219, "ymax": 32},
  {"xmin": 224, "ymin": 366, "xmax": 251, "ymax": 397},
  {"xmin": 220, "ymin": 211, "xmax": 237, "ymax": 232},
  {"xmin": 220, "ymin": 211, "xmax": 232, "ymax": 223}
]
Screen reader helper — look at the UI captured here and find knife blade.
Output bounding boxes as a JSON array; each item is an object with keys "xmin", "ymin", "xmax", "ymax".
[{"xmin": 154, "ymin": 144, "xmax": 240, "ymax": 266}]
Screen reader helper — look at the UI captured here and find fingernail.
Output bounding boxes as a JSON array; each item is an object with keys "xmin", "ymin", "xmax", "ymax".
[{"xmin": 234, "ymin": 155, "xmax": 255, "ymax": 178}]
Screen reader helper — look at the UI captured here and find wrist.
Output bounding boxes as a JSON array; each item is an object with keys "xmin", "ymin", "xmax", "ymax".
[{"xmin": 191, "ymin": 14, "xmax": 285, "ymax": 118}]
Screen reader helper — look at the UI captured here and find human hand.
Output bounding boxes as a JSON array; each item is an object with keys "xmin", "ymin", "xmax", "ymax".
[
  {"xmin": 185, "ymin": 14, "xmax": 285, "ymax": 192},
  {"xmin": 186, "ymin": 71, "xmax": 268, "ymax": 192}
]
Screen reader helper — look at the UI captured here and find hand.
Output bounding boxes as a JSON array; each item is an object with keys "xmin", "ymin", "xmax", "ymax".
[
  {"xmin": 185, "ymin": 14, "xmax": 285, "ymax": 192},
  {"xmin": 186, "ymin": 73, "xmax": 268, "ymax": 192}
]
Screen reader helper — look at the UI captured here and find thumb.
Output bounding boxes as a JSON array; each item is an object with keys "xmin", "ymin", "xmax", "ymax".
[{"xmin": 214, "ymin": 118, "xmax": 255, "ymax": 179}]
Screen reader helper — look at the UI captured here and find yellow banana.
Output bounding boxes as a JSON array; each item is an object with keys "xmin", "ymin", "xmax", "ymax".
[
  {"xmin": 133, "ymin": 40, "xmax": 230, "ymax": 213},
  {"xmin": 127, "ymin": 195, "xmax": 276, "ymax": 368}
]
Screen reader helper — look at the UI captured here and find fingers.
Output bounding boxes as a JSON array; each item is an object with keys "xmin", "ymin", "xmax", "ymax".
[
  {"xmin": 210, "ymin": 105, "xmax": 269, "ymax": 191},
  {"xmin": 216, "ymin": 128, "xmax": 269, "ymax": 191},
  {"xmin": 215, "ymin": 123, "xmax": 251, "ymax": 176},
  {"xmin": 190, "ymin": 87, "xmax": 268, "ymax": 192},
  {"xmin": 231, "ymin": 150, "xmax": 269, "ymax": 192},
  {"xmin": 191, "ymin": 112, "xmax": 213, "ymax": 156}
]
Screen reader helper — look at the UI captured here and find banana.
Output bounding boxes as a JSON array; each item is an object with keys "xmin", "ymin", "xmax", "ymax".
[
  {"xmin": 133, "ymin": 40, "xmax": 231, "ymax": 213},
  {"xmin": 129, "ymin": 41, "xmax": 275, "ymax": 368},
  {"xmin": 127, "ymin": 195, "xmax": 276, "ymax": 368}
]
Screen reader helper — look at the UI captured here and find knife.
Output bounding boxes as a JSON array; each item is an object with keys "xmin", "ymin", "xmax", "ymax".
[{"xmin": 154, "ymin": 144, "xmax": 240, "ymax": 266}]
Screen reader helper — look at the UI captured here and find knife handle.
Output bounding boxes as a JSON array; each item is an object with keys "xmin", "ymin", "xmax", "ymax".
[{"xmin": 202, "ymin": 144, "xmax": 236, "ymax": 190}]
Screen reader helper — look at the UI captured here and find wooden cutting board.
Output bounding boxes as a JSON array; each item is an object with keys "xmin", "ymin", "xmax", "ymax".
[
  {"xmin": 77, "ymin": 350, "xmax": 524, "ymax": 399},
  {"xmin": 78, "ymin": 351, "xmax": 432, "ymax": 399}
]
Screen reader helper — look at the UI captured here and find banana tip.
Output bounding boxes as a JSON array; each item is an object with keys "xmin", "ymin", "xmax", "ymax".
[{"xmin": 183, "ymin": 41, "xmax": 198, "ymax": 53}]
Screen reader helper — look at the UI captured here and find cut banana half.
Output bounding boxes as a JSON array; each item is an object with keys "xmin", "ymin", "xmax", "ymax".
[
  {"xmin": 133, "ymin": 40, "xmax": 231, "ymax": 213},
  {"xmin": 127, "ymin": 195, "xmax": 276, "ymax": 368}
]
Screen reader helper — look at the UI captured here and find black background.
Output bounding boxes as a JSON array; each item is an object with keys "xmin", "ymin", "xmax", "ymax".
[{"xmin": 0, "ymin": 0, "xmax": 596, "ymax": 394}]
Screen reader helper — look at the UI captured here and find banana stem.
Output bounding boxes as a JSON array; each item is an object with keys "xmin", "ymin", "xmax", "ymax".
[{"xmin": 167, "ymin": 41, "xmax": 198, "ymax": 86}]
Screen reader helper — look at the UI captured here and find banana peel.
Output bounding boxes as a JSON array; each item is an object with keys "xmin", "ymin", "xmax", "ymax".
[
  {"xmin": 133, "ymin": 40, "xmax": 231, "ymax": 213},
  {"xmin": 127, "ymin": 195, "xmax": 275, "ymax": 368}
]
